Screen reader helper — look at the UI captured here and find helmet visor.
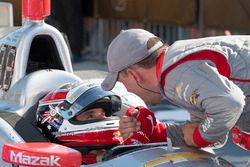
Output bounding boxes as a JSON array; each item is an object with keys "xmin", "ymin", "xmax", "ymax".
[{"xmin": 57, "ymin": 86, "xmax": 121, "ymax": 120}]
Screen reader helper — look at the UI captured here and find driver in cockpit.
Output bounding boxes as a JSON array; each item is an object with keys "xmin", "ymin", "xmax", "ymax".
[{"xmin": 36, "ymin": 82, "xmax": 167, "ymax": 164}]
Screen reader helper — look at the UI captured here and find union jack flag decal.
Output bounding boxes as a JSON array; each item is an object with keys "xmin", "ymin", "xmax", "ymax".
[{"xmin": 41, "ymin": 104, "xmax": 62, "ymax": 129}]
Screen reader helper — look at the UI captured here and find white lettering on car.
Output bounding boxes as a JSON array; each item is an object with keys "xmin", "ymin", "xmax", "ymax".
[{"xmin": 10, "ymin": 151, "xmax": 61, "ymax": 166}]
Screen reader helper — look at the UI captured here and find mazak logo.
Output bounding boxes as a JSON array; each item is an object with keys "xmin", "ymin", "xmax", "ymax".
[{"xmin": 10, "ymin": 151, "xmax": 61, "ymax": 166}]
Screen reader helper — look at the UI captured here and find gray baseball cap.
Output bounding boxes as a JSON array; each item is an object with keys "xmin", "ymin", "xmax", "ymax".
[{"xmin": 101, "ymin": 29, "xmax": 163, "ymax": 91}]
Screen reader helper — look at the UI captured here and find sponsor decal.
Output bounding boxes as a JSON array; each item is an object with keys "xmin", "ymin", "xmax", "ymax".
[
  {"xmin": 201, "ymin": 114, "xmax": 214, "ymax": 132},
  {"xmin": 188, "ymin": 91, "xmax": 199, "ymax": 105},
  {"xmin": 53, "ymin": 131, "xmax": 74, "ymax": 137},
  {"xmin": 146, "ymin": 115, "xmax": 154, "ymax": 134},
  {"xmin": 10, "ymin": 151, "xmax": 61, "ymax": 166},
  {"xmin": 144, "ymin": 152, "xmax": 210, "ymax": 167},
  {"xmin": 183, "ymin": 85, "xmax": 189, "ymax": 102},
  {"xmin": 175, "ymin": 82, "xmax": 183, "ymax": 99},
  {"xmin": 137, "ymin": 131, "xmax": 150, "ymax": 141},
  {"xmin": 68, "ymin": 94, "xmax": 78, "ymax": 103},
  {"xmin": 130, "ymin": 139, "xmax": 142, "ymax": 145}
]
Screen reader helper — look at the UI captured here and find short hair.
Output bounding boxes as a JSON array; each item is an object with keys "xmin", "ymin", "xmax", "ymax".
[{"xmin": 134, "ymin": 37, "xmax": 167, "ymax": 69}]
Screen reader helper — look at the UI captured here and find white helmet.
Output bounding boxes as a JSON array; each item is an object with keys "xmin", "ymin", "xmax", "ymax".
[{"xmin": 36, "ymin": 82, "xmax": 123, "ymax": 149}]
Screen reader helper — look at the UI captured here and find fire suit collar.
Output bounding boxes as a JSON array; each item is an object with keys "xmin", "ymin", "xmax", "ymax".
[{"xmin": 156, "ymin": 48, "xmax": 167, "ymax": 80}]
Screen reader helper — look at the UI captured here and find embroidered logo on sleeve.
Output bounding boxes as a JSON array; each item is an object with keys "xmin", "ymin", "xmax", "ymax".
[
  {"xmin": 201, "ymin": 114, "xmax": 214, "ymax": 132},
  {"xmin": 175, "ymin": 82, "xmax": 183, "ymax": 99},
  {"xmin": 188, "ymin": 91, "xmax": 199, "ymax": 105},
  {"xmin": 175, "ymin": 82, "xmax": 190, "ymax": 102}
]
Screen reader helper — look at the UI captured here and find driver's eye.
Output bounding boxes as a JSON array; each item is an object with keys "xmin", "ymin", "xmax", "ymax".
[
  {"xmin": 76, "ymin": 113, "xmax": 93, "ymax": 121},
  {"xmin": 86, "ymin": 114, "xmax": 94, "ymax": 120}
]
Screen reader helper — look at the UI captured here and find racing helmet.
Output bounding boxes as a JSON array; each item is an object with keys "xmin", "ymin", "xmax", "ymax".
[{"xmin": 36, "ymin": 82, "xmax": 123, "ymax": 148}]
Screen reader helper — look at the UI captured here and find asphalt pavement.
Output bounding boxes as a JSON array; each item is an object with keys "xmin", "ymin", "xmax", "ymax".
[{"xmin": 73, "ymin": 60, "xmax": 108, "ymax": 80}]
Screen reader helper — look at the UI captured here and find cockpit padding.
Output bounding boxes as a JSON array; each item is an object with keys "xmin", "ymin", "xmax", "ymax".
[{"xmin": 0, "ymin": 111, "xmax": 48, "ymax": 142}]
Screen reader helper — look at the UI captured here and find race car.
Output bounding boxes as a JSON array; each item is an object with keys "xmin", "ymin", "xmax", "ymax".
[{"xmin": 0, "ymin": 0, "xmax": 234, "ymax": 166}]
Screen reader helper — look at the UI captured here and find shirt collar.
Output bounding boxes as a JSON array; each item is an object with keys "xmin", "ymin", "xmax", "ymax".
[{"xmin": 156, "ymin": 47, "xmax": 167, "ymax": 80}]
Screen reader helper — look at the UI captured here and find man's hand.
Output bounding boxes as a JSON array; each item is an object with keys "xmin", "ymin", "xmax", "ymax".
[
  {"xmin": 119, "ymin": 108, "xmax": 141, "ymax": 140},
  {"xmin": 183, "ymin": 122, "xmax": 199, "ymax": 147},
  {"xmin": 122, "ymin": 106, "xmax": 157, "ymax": 144}
]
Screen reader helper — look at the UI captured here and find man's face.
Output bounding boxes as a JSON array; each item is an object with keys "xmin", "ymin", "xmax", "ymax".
[
  {"xmin": 76, "ymin": 108, "xmax": 106, "ymax": 121},
  {"xmin": 118, "ymin": 70, "xmax": 162, "ymax": 105},
  {"xmin": 118, "ymin": 72, "xmax": 138, "ymax": 96}
]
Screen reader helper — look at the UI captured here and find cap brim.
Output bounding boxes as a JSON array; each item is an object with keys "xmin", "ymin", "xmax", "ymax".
[{"xmin": 101, "ymin": 72, "xmax": 118, "ymax": 91}]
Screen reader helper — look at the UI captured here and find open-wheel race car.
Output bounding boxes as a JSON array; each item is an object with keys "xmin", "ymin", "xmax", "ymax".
[{"xmin": 0, "ymin": 0, "xmax": 236, "ymax": 166}]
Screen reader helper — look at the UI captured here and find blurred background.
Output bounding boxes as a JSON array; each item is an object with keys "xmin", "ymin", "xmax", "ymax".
[{"xmin": 0, "ymin": 0, "xmax": 250, "ymax": 166}]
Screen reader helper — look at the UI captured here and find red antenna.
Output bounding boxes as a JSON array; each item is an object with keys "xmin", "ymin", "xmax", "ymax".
[{"xmin": 22, "ymin": 0, "xmax": 51, "ymax": 20}]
